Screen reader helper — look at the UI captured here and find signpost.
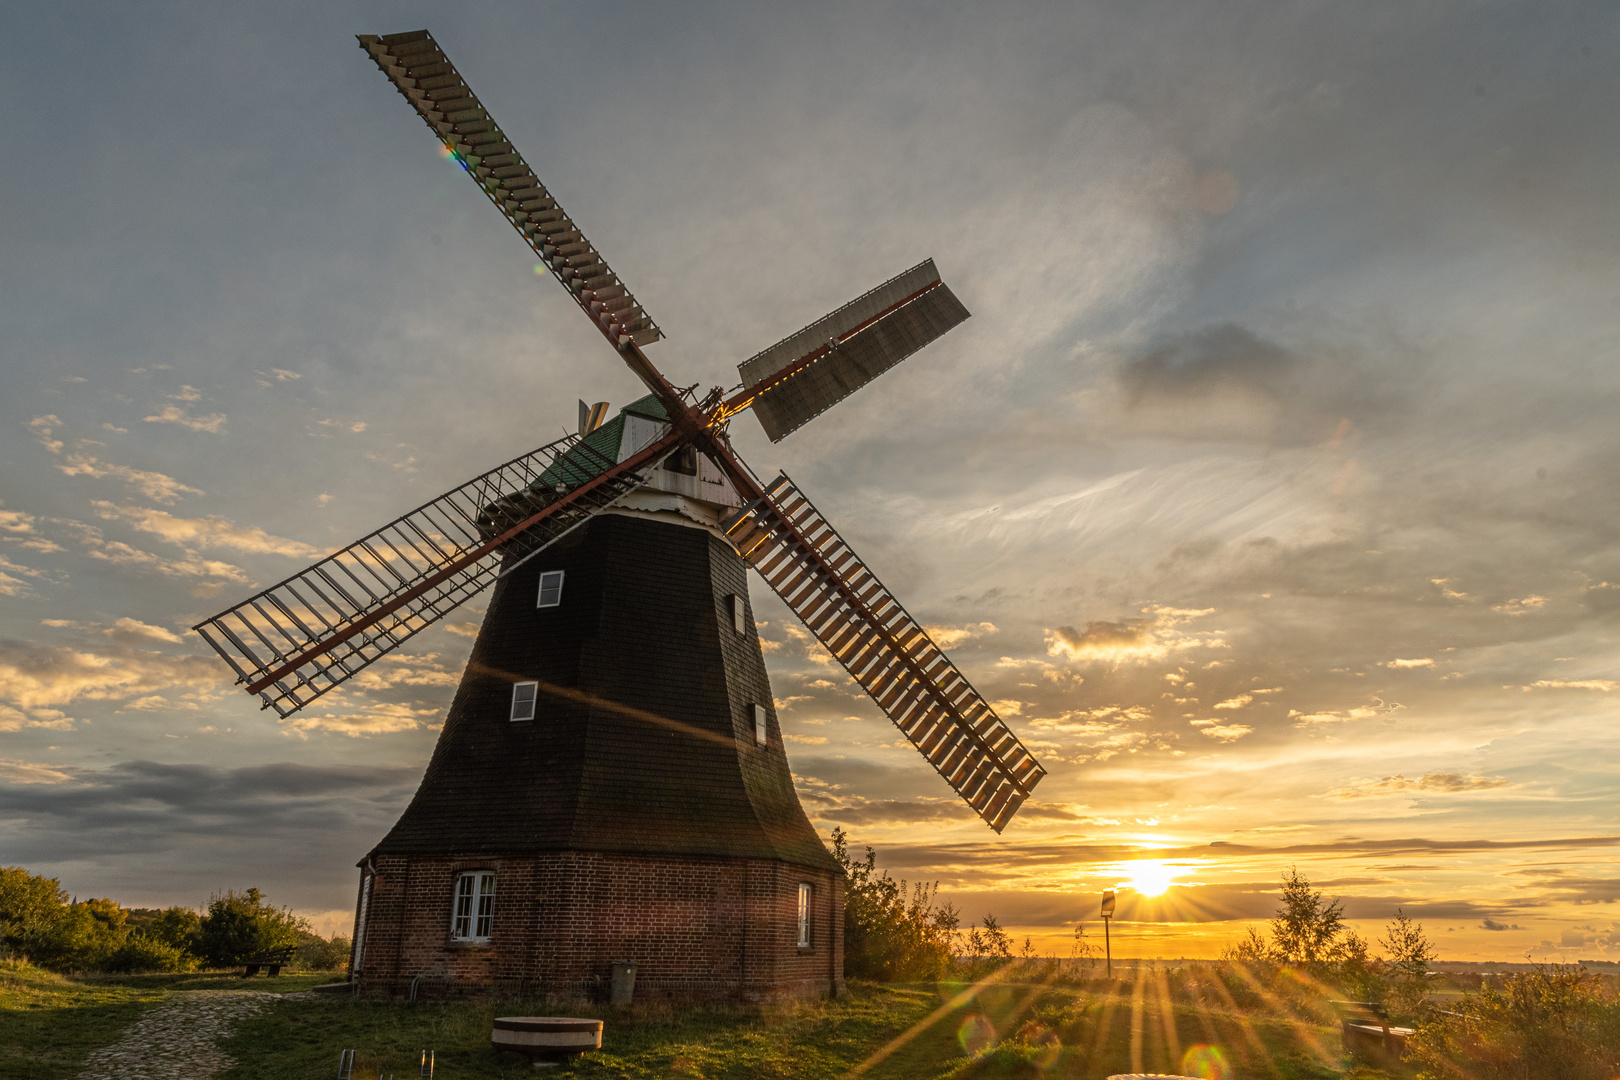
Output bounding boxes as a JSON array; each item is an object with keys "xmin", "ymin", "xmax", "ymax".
[{"xmin": 1100, "ymin": 890, "xmax": 1116, "ymax": 977}]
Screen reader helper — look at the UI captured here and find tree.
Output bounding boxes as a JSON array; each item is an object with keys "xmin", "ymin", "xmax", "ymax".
[
  {"xmin": 1382, "ymin": 908, "xmax": 1436, "ymax": 978},
  {"xmin": 1269, "ymin": 866, "xmax": 1347, "ymax": 964},
  {"xmin": 980, "ymin": 914, "xmax": 1012, "ymax": 959},
  {"xmin": 197, "ymin": 889, "xmax": 306, "ymax": 967},
  {"xmin": 0, "ymin": 865, "xmax": 68, "ymax": 957},
  {"xmin": 1381, "ymin": 908, "xmax": 1437, "ymax": 1015}
]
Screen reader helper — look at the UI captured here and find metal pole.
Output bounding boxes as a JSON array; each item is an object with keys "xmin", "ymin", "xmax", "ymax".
[{"xmin": 1100, "ymin": 889, "xmax": 1116, "ymax": 979}]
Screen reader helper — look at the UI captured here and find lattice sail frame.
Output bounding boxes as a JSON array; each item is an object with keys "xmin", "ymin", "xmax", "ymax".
[
  {"xmin": 729, "ymin": 259, "xmax": 971, "ymax": 442},
  {"xmin": 358, "ymin": 30, "xmax": 661, "ymax": 349},
  {"xmin": 195, "ymin": 430, "xmax": 676, "ymax": 716},
  {"xmin": 724, "ymin": 473, "xmax": 1046, "ymax": 832}
]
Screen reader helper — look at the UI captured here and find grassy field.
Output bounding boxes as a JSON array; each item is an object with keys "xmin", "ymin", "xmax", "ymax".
[{"xmin": 1, "ymin": 960, "xmax": 1413, "ymax": 1080}]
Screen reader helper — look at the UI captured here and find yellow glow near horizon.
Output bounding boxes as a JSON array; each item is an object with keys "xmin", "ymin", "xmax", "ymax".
[{"xmin": 1127, "ymin": 860, "xmax": 1176, "ymax": 897}]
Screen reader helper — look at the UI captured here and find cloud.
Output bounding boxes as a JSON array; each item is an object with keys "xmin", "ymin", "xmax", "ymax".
[
  {"xmin": 1212, "ymin": 694, "xmax": 1252, "ymax": 709},
  {"xmin": 269, "ymin": 369, "xmax": 301, "ymax": 381},
  {"xmin": 0, "ymin": 638, "xmax": 221, "ymax": 714},
  {"xmin": 143, "ymin": 405, "xmax": 226, "ymax": 433},
  {"xmin": 1383, "ymin": 658, "xmax": 1435, "ymax": 669},
  {"xmin": 1045, "ymin": 606, "xmax": 1220, "ymax": 663},
  {"xmin": 57, "ymin": 519, "xmax": 249, "ymax": 583},
  {"xmin": 1586, "ymin": 582, "xmax": 1620, "ymax": 613},
  {"xmin": 0, "ymin": 759, "xmax": 74, "ymax": 785},
  {"xmin": 1120, "ymin": 323, "xmax": 1297, "ymax": 404},
  {"xmin": 1494, "ymin": 596, "xmax": 1547, "ymax": 615},
  {"xmin": 278, "ymin": 702, "xmax": 439, "ymax": 738},
  {"xmin": 107, "ymin": 617, "xmax": 183, "ymax": 644},
  {"xmin": 924, "ymin": 622, "xmax": 999, "ymax": 649},
  {"xmin": 1189, "ymin": 719, "xmax": 1252, "ymax": 742},
  {"xmin": 29, "ymin": 415, "xmax": 64, "ymax": 454},
  {"xmin": 1326, "ymin": 772, "xmax": 1510, "ymax": 800},
  {"xmin": 1290, "ymin": 698, "xmax": 1404, "ymax": 727},
  {"xmin": 1480, "ymin": 918, "xmax": 1523, "ymax": 931},
  {"xmin": 90, "ymin": 502, "xmax": 322, "ymax": 558},
  {"xmin": 0, "ymin": 555, "xmax": 49, "ymax": 598},
  {"xmin": 351, "ymin": 653, "xmax": 460, "ymax": 691},
  {"xmin": 0, "ymin": 760, "xmax": 420, "ymax": 908},
  {"xmin": 1431, "ymin": 579, "xmax": 1468, "ymax": 600},
  {"xmin": 1522, "ymin": 679, "xmax": 1618, "ymax": 692}
]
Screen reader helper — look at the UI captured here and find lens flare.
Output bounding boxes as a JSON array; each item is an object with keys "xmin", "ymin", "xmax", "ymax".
[
  {"xmin": 1127, "ymin": 860, "xmax": 1176, "ymax": 897},
  {"xmin": 957, "ymin": 1013, "xmax": 995, "ymax": 1055},
  {"xmin": 1181, "ymin": 1043, "xmax": 1232, "ymax": 1080}
]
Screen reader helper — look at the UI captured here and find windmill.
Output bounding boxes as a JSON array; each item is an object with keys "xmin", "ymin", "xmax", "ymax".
[{"xmin": 192, "ymin": 30, "xmax": 1045, "ymax": 999}]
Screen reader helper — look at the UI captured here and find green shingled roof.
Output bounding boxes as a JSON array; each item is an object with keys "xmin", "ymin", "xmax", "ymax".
[{"xmin": 532, "ymin": 394, "xmax": 668, "ymax": 491}]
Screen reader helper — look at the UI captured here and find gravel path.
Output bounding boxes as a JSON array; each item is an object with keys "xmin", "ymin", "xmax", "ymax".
[{"xmin": 78, "ymin": 989, "xmax": 280, "ymax": 1080}]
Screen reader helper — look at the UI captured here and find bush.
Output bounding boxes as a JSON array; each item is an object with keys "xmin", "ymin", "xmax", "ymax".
[
  {"xmin": 833, "ymin": 828, "xmax": 961, "ymax": 981},
  {"xmin": 197, "ymin": 888, "xmax": 307, "ymax": 967},
  {"xmin": 1407, "ymin": 964, "xmax": 1620, "ymax": 1079},
  {"xmin": 103, "ymin": 933, "xmax": 197, "ymax": 973},
  {"xmin": 295, "ymin": 931, "xmax": 352, "ymax": 971}
]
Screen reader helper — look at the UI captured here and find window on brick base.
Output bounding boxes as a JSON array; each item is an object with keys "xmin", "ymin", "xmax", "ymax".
[
  {"xmin": 797, "ymin": 882, "xmax": 812, "ymax": 947},
  {"xmin": 451, "ymin": 871, "xmax": 496, "ymax": 941}
]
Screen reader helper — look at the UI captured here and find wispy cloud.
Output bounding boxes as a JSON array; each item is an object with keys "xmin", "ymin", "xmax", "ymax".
[
  {"xmin": 1327, "ymin": 772, "xmax": 1510, "ymax": 800},
  {"xmin": 90, "ymin": 502, "xmax": 321, "ymax": 558},
  {"xmin": 1522, "ymin": 679, "xmax": 1618, "ymax": 692}
]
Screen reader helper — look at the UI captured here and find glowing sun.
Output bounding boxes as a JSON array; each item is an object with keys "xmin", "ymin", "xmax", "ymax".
[{"xmin": 1127, "ymin": 861, "xmax": 1176, "ymax": 897}]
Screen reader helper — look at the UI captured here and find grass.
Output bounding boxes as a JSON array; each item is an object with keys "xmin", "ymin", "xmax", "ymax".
[
  {"xmin": 0, "ymin": 960, "xmax": 1416, "ymax": 1080},
  {"xmin": 0, "ymin": 959, "xmax": 338, "ymax": 1080}
]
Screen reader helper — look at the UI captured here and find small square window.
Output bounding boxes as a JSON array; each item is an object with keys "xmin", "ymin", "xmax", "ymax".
[
  {"xmin": 451, "ymin": 871, "xmax": 497, "ymax": 941},
  {"xmin": 797, "ymin": 883, "xmax": 812, "ymax": 947},
  {"xmin": 537, "ymin": 570, "xmax": 565, "ymax": 608},
  {"xmin": 728, "ymin": 594, "xmax": 746, "ymax": 634},
  {"xmin": 753, "ymin": 703, "xmax": 767, "ymax": 746},
  {"xmin": 510, "ymin": 681, "xmax": 537, "ymax": 722}
]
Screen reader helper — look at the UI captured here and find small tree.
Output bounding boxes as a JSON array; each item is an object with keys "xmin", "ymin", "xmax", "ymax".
[
  {"xmin": 1269, "ymin": 866, "xmax": 1346, "ymax": 964},
  {"xmin": 1381, "ymin": 908, "xmax": 1437, "ymax": 1015},
  {"xmin": 981, "ymin": 914, "xmax": 1012, "ymax": 960},
  {"xmin": 197, "ymin": 889, "xmax": 306, "ymax": 967}
]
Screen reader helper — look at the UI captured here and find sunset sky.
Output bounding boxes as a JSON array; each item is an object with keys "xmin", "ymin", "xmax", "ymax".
[{"xmin": 3, "ymin": 2, "xmax": 1617, "ymax": 959}]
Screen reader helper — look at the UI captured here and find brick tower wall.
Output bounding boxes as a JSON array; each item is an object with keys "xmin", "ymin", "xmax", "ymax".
[{"xmin": 353, "ymin": 851, "xmax": 844, "ymax": 1002}]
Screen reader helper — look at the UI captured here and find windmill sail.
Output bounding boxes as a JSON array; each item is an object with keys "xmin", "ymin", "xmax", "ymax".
[
  {"xmin": 735, "ymin": 259, "xmax": 970, "ymax": 442},
  {"xmin": 724, "ymin": 473, "xmax": 1045, "ymax": 831},
  {"xmin": 195, "ymin": 429, "xmax": 679, "ymax": 717},
  {"xmin": 357, "ymin": 30, "xmax": 662, "ymax": 349}
]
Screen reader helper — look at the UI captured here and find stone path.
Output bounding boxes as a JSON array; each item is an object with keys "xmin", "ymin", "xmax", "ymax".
[{"xmin": 78, "ymin": 990, "xmax": 280, "ymax": 1080}]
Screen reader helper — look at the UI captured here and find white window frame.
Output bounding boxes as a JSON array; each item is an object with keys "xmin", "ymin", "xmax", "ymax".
[
  {"xmin": 753, "ymin": 703, "xmax": 767, "ymax": 746},
  {"xmin": 451, "ymin": 871, "xmax": 497, "ymax": 941},
  {"xmin": 797, "ymin": 883, "xmax": 812, "ymax": 948},
  {"xmin": 510, "ymin": 681, "xmax": 538, "ymax": 722},
  {"xmin": 728, "ymin": 593, "xmax": 746, "ymax": 634},
  {"xmin": 537, "ymin": 570, "xmax": 565, "ymax": 609}
]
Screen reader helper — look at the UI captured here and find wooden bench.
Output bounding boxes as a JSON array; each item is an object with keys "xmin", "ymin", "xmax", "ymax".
[
  {"xmin": 241, "ymin": 946, "xmax": 296, "ymax": 977},
  {"xmin": 1330, "ymin": 1000, "xmax": 1414, "ymax": 1063}
]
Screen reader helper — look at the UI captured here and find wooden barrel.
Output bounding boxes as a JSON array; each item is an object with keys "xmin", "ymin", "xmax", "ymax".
[{"xmin": 491, "ymin": 1017, "xmax": 604, "ymax": 1065}]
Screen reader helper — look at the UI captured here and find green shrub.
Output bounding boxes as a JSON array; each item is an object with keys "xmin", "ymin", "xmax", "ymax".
[
  {"xmin": 102, "ymin": 933, "xmax": 196, "ymax": 973},
  {"xmin": 294, "ymin": 931, "xmax": 352, "ymax": 971},
  {"xmin": 197, "ymin": 888, "xmax": 307, "ymax": 967},
  {"xmin": 832, "ymin": 829, "xmax": 960, "ymax": 981},
  {"xmin": 1407, "ymin": 964, "xmax": 1620, "ymax": 1079}
]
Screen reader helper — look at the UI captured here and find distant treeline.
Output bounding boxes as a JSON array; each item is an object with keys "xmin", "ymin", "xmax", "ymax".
[{"xmin": 0, "ymin": 866, "xmax": 349, "ymax": 973}]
